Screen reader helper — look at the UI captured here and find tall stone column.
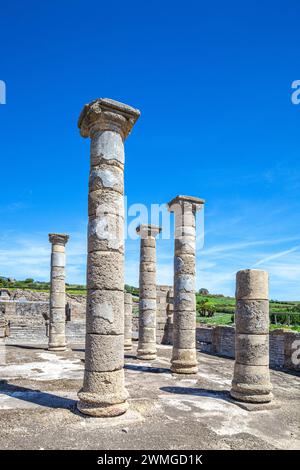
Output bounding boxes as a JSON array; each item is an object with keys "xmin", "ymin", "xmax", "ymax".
[
  {"xmin": 136, "ymin": 224, "xmax": 161, "ymax": 360},
  {"xmin": 124, "ymin": 292, "xmax": 133, "ymax": 351},
  {"xmin": 48, "ymin": 233, "xmax": 69, "ymax": 351},
  {"xmin": 77, "ymin": 98, "xmax": 140, "ymax": 417},
  {"xmin": 230, "ymin": 269, "xmax": 273, "ymax": 403},
  {"xmin": 168, "ymin": 195, "xmax": 205, "ymax": 374}
]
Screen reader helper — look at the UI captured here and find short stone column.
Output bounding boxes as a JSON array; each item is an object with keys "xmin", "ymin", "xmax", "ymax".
[
  {"xmin": 77, "ymin": 98, "xmax": 140, "ymax": 417},
  {"xmin": 136, "ymin": 224, "xmax": 161, "ymax": 360},
  {"xmin": 168, "ymin": 195, "xmax": 205, "ymax": 374},
  {"xmin": 124, "ymin": 293, "xmax": 133, "ymax": 351},
  {"xmin": 48, "ymin": 233, "xmax": 69, "ymax": 351},
  {"xmin": 230, "ymin": 269, "xmax": 273, "ymax": 403}
]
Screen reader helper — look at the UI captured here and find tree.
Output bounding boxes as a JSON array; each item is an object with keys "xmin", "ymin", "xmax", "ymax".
[
  {"xmin": 197, "ymin": 299, "xmax": 216, "ymax": 317},
  {"xmin": 198, "ymin": 288, "xmax": 209, "ymax": 295}
]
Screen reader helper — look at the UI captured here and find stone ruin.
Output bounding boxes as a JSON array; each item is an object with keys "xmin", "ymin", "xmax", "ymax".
[{"xmin": 1, "ymin": 97, "xmax": 299, "ymax": 421}]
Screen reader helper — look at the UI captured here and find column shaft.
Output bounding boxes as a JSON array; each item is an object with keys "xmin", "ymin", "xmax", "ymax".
[
  {"xmin": 124, "ymin": 293, "xmax": 133, "ymax": 350},
  {"xmin": 230, "ymin": 269, "xmax": 273, "ymax": 403},
  {"xmin": 168, "ymin": 196, "xmax": 204, "ymax": 374},
  {"xmin": 77, "ymin": 98, "xmax": 140, "ymax": 417},
  {"xmin": 137, "ymin": 225, "xmax": 160, "ymax": 360},
  {"xmin": 48, "ymin": 234, "xmax": 69, "ymax": 351}
]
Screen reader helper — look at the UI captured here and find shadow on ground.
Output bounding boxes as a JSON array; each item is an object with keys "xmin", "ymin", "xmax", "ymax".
[
  {"xmin": 0, "ymin": 381, "xmax": 76, "ymax": 410},
  {"xmin": 160, "ymin": 386, "xmax": 231, "ymax": 402},
  {"xmin": 125, "ymin": 364, "xmax": 171, "ymax": 374}
]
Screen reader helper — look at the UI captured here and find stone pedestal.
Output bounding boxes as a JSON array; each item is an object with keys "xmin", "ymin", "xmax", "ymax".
[
  {"xmin": 136, "ymin": 224, "xmax": 161, "ymax": 360},
  {"xmin": 48, "ymin": 233, "xmax": 69, "ymax": 351},
  {"xmin": 77, "ymin": 98, "xmax": 140, "ymax": 417},
  {"xmin": 168, "ymin": 195, "xmax": 205, "ymax": 374},
  {"xmin": 230, "ymin": 269, "xmax": 273, "ymax": 403},
  {"xmin": 124, "ymin": 293, "xmax": 133, "ymax": 351}
]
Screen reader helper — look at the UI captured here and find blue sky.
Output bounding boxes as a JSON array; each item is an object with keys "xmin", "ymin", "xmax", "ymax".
[{"xmin": 0, "ymin": 0, "xmax": 299, "ymax": 299}]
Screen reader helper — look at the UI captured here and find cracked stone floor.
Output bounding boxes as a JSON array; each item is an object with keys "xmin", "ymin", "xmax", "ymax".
[{"xmin": 0, "ymin": 342, "xmax": 299, "ymax": 450}]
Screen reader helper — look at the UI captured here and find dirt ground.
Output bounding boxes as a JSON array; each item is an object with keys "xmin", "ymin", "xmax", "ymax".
[{"xmin": 0, "ymin": 342, "xmax": 299, "ymax": 450}]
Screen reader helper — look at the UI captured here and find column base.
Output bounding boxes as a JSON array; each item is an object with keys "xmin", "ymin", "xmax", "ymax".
[
  {"xmin": 137, "ymin": 343, "xmax": 156, "ymax": 360},
  {"xmin": 230, "ymin": 389, "xmax": 273, "ymax": 404},
  {"xmin": 48, "ymin": 345, "xmax": 68, "ymax": 352},
  {"xmin": 77, "ymin": 400, "xmax": 129, "ymax": 417},
  {"xmin": 171, "ymin": 348, "xmax": 198, "ymax": 374},
  {"xmin": 137, "ymin": 350, "xmax": 157, "ymax": 361},
  {"xmin": 170, "ymin": 362, "xmax": 198, "ymax": 374},
  {"xmin": 124, "ymin": 342, "xmax": 132, "ymax": 351}
]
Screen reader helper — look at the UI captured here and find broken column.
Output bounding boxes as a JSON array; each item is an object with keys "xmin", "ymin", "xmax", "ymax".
[
  {"xmin": 231, "ymin": 269, "xmax": 272, "ymax": 403},
  {"xmin": 77, "ymin": 98, "xmax": 140, "ymax": 417},
  {"xmin": 136, "ymin": 224, "xmax": 161, "ymax": 360},
  {"xmin": 124, "ymin": 292, "xmax": 133, "ymax": 351},
  {"xmin": 168, "ymin": 195, "xmax": 205, "ymax": 374},
  {"xmin": 48, "ymin": 233, "xmax": 69, "ymax": 351}
]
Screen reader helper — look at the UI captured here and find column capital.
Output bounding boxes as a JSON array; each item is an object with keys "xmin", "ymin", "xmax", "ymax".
[
  {"xmin": 78, "ymin": 98, "xmax": 140, "ymax": 140},
  {"xmin": 167, "ymin": 195, "xmax": 205, "ymax": 212},
  {"xmin": 49, "ymin": 233, "xmax": 69, "ymax": 246},
  {"xmin": 136, "ymin": 224, "xmax": 161, "ymax": 238}
]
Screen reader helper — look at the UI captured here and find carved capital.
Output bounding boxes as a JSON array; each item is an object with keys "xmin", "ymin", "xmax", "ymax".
[{"xmin": 78, "ymin": 98, "xmax": 140, "ymax": 140}]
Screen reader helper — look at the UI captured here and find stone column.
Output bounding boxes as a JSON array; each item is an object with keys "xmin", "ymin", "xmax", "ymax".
[
  {"xmin": 77, "ymin": 98, "xmax": 140, "ymax": 417},
  {"xmin": 124, "ymin": 292, "xmax": 133, "ymax": 351},
  {"xmin": 136, "ymin": 224, "xmax": 161, "ymax": 360},
  {"xmin": 168, "ymin": 195, "xmax": 205, "ymax": 374},
  {"xmin": 48, "ymin": 233, "xmax": 69, "ymax": 351},
  {"xmin": 230, "ymin": 269, "xmax": 272, "ymax": 403}
]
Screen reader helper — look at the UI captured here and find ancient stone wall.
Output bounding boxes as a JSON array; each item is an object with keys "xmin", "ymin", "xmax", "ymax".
[{"xmin": 196, "ymin": 324, "xmax": 300, "ymax": 372}]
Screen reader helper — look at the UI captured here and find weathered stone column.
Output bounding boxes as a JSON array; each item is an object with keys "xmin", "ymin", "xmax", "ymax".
[
  {"xmin": 231, "ymin": 269, "xmax": 272, "ymax": 403},
  {"xmin": 77, "ymin": 98, "xmax": 140, "ymax": 417},
  {"xmin": 124, "ymin": 293, "xmax": 133, "ymax": 351},
  {"xmin": 136, "ymin": 224, "xmax": 161, "ymax": 360},
  {"xmin": 168, "ymin": 195, "xmax": 205, "ymax": 374},
  {"xmin": 48, "ymin": 233, "xmax": 69, "ymax": 351}
]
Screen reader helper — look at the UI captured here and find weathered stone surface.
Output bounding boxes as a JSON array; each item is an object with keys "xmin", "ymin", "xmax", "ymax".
[
  {"xmin": 137, "ymin": 225, "xmax": 160, "ymax": 361},
  {"xmin": 87, "ymin": 251, "xmax": 123, "ymax": 290},
  {"xmin": 48, "ymin": 233, "xmax": 69, "ymax": 351},
  {"xmin": 88, "ymin": 189, "xmax": 123, "ymax": 217},
  {"xmin": 235, "ymin": 300, "xmax": 269, "ymax": 334},
  {"xmin": 173, "ymin": 328, "xmax": 196, "ymax": 349},
  {"xmin": 174, "ymin": 254, "xmax": 195, "ymax": 275},
  {"xmin": 78, "ymin": 369, "xmax": 129, "ymax": 406},
  {"xmin": 235, "ymin": 334, "xmax": 269, "ymax": 366},
  {"xmin": 50, "ymin": 292, "xmax": 65, "ymax": 309},
  {"xmin": 173, "ymin": 291, "xmax": 196, "ymax": 311},
  {"xmin": 170, "ymin": 347, "xmax": 198, "ymax": 374},
  {"xmin": 168, "ymin": 195, "xmax": 204, "ymax": 374},
  {"xmin": 173, "ymin": 310, "xmax": 196, "ymax": 330},
  {"xmin": 231, "ymin": 269, "xmax": 272, "ymax": 404},
  {"xmin": 140, "ymin": 284, "xmax": 157, "ymax": 299},
  {"xmin": 88, "ymin": 214, "xmax": 124, "ymax": 253},
  {"xmin": 77, "ymin": 97, "xmax": 140, "ymax": 417},
  {"xmin": 86, "ymin": 289, "xmax": 124, "ymax": 334},
  {"xmin": 85, "ymin": 334, "xmax": 124, "ymax": 372},
  {"xmin": 236, "ymin": 269, "xmax": 269, "ymax": 300},
  {"xmin": 124, "ymin": 293, "xmax": 133, "ymax": 350},
  {"xmin": 89, "ymin": 163, "xmax": 124, "ymax": 193}
]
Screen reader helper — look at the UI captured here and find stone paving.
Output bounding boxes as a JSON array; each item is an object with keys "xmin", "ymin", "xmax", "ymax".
[{"xmin": 0, "ymin": 342, "xmax": 299, "ymax": 450}]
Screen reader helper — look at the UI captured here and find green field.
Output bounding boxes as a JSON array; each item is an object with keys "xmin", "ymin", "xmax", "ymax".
[{"xmin": 196, "ymin": 294, "xmax": 300, "ymax": 331}]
